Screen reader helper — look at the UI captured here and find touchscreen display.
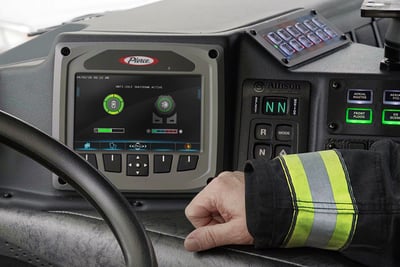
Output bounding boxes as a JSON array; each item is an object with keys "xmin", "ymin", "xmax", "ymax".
[{"xmin": 74, "ymin": 73, "xmax": 202, "ymax": 152}]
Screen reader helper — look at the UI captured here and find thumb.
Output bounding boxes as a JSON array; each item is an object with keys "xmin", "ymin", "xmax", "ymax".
[{"xmin": 184, "ymin": 222, "xmax": 235, "ymax": 252}]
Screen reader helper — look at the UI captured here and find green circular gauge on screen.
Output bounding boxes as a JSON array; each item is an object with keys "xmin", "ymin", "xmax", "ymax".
[
  {"xmin": 155, "ymin": 95, "xmax": 175, "ymax": 115},
  {"xmin": 103, "ymin": 94, "xmax": 124, "ymax": 115}
]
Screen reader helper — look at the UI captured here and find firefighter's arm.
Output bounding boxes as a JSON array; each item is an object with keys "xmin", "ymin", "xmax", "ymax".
[{"xmin": 245, "ymin": 139, "xmax": 400, "ymax": 266}]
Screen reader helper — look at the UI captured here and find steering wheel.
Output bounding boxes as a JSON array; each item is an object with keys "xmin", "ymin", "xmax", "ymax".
[{"xmin": 0, "ymin": 110, "xmax": 157, "ymax": 267}]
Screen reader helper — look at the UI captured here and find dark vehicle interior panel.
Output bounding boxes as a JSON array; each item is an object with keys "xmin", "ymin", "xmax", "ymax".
[{"xmin": 0, "ymin": 0, "xmax": 398, "ymax": 266}]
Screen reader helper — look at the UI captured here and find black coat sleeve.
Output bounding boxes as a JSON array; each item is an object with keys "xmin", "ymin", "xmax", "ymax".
[{"xmin": 244, "ymin": 139, "xmax": 400, "ymax": 267}]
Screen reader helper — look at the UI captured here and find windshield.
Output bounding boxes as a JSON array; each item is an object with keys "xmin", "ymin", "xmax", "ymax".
[{"xmin": 0, "ymin": 0, "xmax": 161, "ymax": 53}]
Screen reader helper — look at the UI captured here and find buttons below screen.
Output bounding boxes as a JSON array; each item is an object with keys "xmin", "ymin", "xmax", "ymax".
[
  {"xmin": 85, "ymin": 153, "xmax": 200, "ymax": 176},
  {"xmin": 154, "ymin": 155, "xmax": 173, "ymax": 173},
  {"xmin": 127, "ymin": 154, "xmax": 149, "ymax": 176},
  {"xmin": 103, "ymin": 154, "xmax": 122, "ymax": 172},
  {"xmin": 80, "ymin": 153, "xmax": 199, "ymax": 175}
]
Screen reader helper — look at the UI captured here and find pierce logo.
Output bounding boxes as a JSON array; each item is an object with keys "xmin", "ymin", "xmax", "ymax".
[{"xmin": 119, "ymin": 56, "xmax": 159, "ymax": 66}]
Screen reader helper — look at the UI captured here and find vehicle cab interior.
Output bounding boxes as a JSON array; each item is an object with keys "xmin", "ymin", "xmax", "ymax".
[{"xmin": 0, "ymin": 0, "xmax": 398, "ymax": 266}]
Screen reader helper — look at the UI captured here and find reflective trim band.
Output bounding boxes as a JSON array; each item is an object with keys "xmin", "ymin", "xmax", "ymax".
[
  {"xmin": 320, "ymin": 151, "xmax": 358, "ymax": 250},
  {"xmin": 280, "ymin": 150, "xmax": 357, "ymax": 250}
]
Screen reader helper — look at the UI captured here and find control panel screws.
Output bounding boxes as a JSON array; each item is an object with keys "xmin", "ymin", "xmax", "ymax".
[
  {"xmin": 60, "ymin": 47, "xmax": 71, "ymax": 56},
  {"xmin": 340, "ymin": 34, "xmax": 347, "ymax": 40},
  {"xmin": 249, "ymin": 29, "xmax": 257, "ymax": 36},
  {"xmin": 328, "ymin": 122, "xmax": 338, "ymax": 130},
  {"xmin": 327, "ymin": 142, "xmax": 336, "ymax": 149},
  {"xmin": 311, "ymin": 9, "xmax": 317, "ymax": 15},
  {"xmin": 281, "ymin": 58, "xmax": 289, "ymax": 64},
  {"xmin": 58, "ymin": 178, "xmax": 67, "ymax": 185},
  {"xmin": 208, "ymin": 49, "xmax": 219, "ymax": 59},
  {"xmin": 2, "ymin": 193, "xmax": 12, "ymax": 199},
  {"xmin": 132, "ymin": 201, "xmax": 143, "ymax": 207},
  {"xmin": 331, "ymin": 81, "xmax": 341, "ymax": 89}
]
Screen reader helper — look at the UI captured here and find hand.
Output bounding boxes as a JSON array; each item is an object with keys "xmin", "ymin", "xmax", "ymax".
[{"xmin": 184, "ymin": 171, "xmax": 254, "ymax": 252}]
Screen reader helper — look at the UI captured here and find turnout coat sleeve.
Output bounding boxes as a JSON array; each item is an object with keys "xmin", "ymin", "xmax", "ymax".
[{"xmin": 244, "ymin": 139, "xmax": 400, "ymax": 267}]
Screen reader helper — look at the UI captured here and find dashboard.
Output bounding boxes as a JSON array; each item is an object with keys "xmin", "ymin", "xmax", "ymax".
[{"xmin": 0, "ymin": 0, "xmax": 398, "ymax": 266}]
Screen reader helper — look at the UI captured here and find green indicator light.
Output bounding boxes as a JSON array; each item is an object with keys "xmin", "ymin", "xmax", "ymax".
[
  {"xmin": 103, "ymin": 94, "xmax": 124, "ymax": 115},
  {"xmin": 263, "ymin": 98, "xmax": 287, "ymax": 115},
  {"xmin": 346, "ymin": 108, "xmax": 373, "ymax": 124},
  {"xmin": 97, "ymin": 128, "xmax": 113, "ymax": 133},
  {"xmin": 382, "ymin": 109, "xmax": 400, "ymax": 125}
]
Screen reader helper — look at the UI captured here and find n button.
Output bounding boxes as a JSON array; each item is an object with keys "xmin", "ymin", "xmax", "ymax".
[
  {"xmin": 254, "ymin": 144, "xmax": 272, "ymax": 160},
  {"xmin": 177, "ymin": 155, "xmax": 198, "ymax": 171}
]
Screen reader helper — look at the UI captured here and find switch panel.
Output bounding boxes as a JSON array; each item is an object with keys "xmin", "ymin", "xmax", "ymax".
[{"xmin": 237, "ymin": 79, "xmax": 310, "ymax": 167}]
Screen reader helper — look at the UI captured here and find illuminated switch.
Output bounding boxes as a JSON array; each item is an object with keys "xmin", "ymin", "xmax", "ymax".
[
  {"xmin": 289, "ymin": 39, "xmax": 305, "ymax": 52},
  {"xmin": 286, "ymin": 25, "xmax": 301, "ymax": 38},
  {"xmin": 324, "ymin": 27, "xmax": 338, "ymax": 38},
  {"xmin": 307, "ymin": 32, "xmax": 322, "ymax": 44},
  {"xmin": 312, "ymin": 17, "xmax": 326, "ymax": 28},
  {"xmin": 277, "ymin": 29, "xmax": 292, "ymax": 41},
  {"xmin": 383, "ymin": 90, "xmax": 400, "ymax": 105},
  {"xmin": 279, "ymin": 43, "xmax": 296, "ymax": 56},
  {"xmin": 266, "ymin": 32, "xmax": 283, "ymax": 45},
  {"xmin": 382, "ymin": 109, "xmax": 400, "ymax": 125},
  {"xmin": 347, "ymin": 89, "xmax": 373, "ymax": 104},
  {"xmin": 304, "ymin": 20, "xmax": 319, "ymax": 31},
  {"xmin": 295, "ymin": 22, "xmax": 310, "ymax": 34},
  {"xmin": 315, "ymin": 29, "xmax": 331, "ymax": 41},
  {"xmin": 346, "ymin": 108, "xmax": 373, "ymax": 124},
  {"xmin": 298, "ymin": 35, "xmax": 314, "ymax": 48}
]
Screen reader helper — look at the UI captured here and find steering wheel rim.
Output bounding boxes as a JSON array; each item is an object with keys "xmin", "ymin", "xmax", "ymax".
[{"xmin": 0, "ymin": 110, "xmax": 157, "ymax": 267}]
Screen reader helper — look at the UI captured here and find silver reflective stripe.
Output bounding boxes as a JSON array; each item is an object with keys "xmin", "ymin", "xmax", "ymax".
[{"xmin": 299, "ymin": 153, "xmax": 337, "ymax": 248}]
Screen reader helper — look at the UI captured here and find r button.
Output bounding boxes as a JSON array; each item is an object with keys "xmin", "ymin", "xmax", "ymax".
[
  {"xmin": 255, "ymin": 124, "xmax": 272, "ymax": 140},
  {"xmin": 254, "ymin": 144, "xmax": 272, "ymax": 160}
]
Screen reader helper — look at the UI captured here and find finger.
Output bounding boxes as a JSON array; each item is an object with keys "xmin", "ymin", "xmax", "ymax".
[
  {"xmin": 185, "ymin": 191, "xmax": 219, "ymax": 228},
  {"xmin": 184, "ymin": 221, "xmax": 242, "ymax": 252}
]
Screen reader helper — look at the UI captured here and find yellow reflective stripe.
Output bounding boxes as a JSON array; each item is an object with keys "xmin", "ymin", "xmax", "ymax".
[
  {"xmin": 327, "ymin": 213, "xmax": 357, "ymax": 250},
  {"xmin": 280, "ymin": 154, "xmax": 314, "ymax": 248},
  {"xmin": 280, "ymin": 150, "xmax": 357, "ymax": 250},
  {"xmin": 320, "ymin": 150, "xmax": 358, "ymax": 250}
]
